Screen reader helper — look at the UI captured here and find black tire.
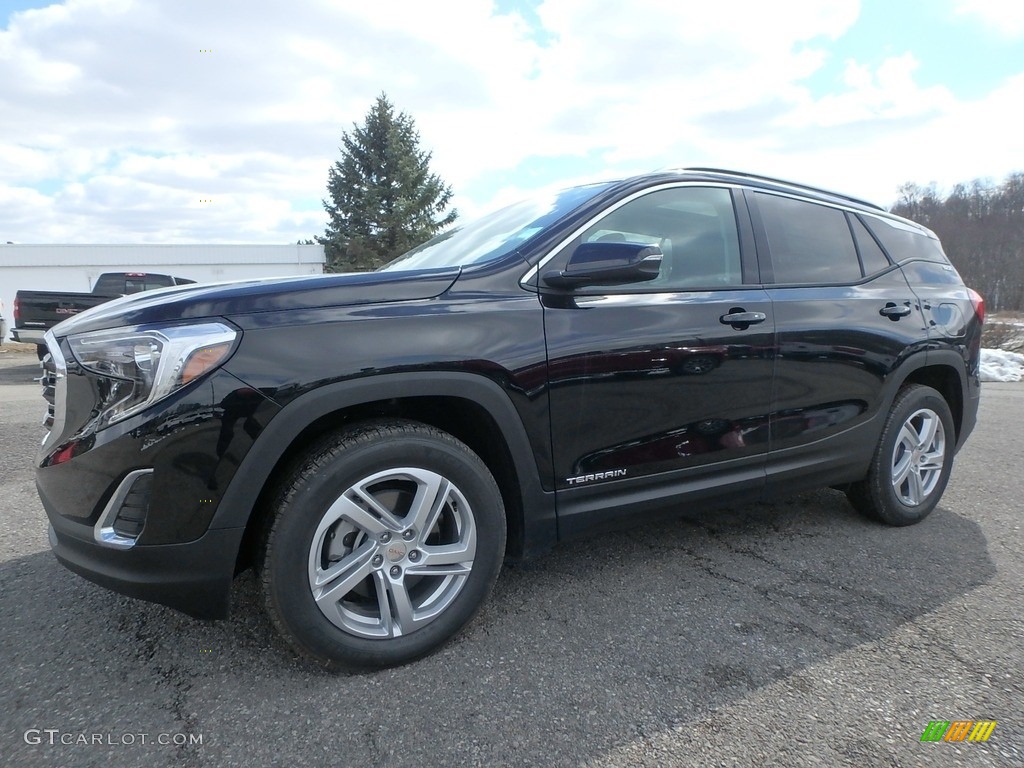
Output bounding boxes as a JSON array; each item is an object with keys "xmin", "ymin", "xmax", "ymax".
[
  {"xmin": 260, "ymin": 419, "xmax": 505, "ymax": 671},
  {"xmin": 846, "ymin": 384, "xmax": 955, "ymax": 526},
  {"xmin": 36, "ymin": 344, "xmax": 47, "ymax": 360}
]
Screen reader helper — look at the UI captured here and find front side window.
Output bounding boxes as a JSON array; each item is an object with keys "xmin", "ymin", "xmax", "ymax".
[
  {"xmin": 756, "ymin": 193, "xmax": 861, "ymax": 284},
  {"xmin": 574, "ymin": 186, "xmax": 742, "ymax": 289}
]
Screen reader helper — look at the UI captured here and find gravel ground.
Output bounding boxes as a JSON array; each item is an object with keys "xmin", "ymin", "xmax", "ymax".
[{"xmin": 0, "ymin": 354, "xmax": 1020, "ymax": 767}]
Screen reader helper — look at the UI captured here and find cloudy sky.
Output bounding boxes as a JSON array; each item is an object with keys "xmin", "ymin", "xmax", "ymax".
[{"xmin": 1, "ymin": 0, "xmax": 1022, "ymax": 244}]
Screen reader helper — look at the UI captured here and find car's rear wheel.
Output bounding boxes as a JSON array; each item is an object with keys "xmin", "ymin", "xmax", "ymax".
[
  {"xmin": 260, "ymin": 420, "xmax": 505, "ymax": 670},
  {"xmin": 847, "ymin": 384, "xmax": 955, "ymax": 526}
]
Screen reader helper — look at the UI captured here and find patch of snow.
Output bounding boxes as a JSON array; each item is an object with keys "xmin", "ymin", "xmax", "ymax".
[{"xmin": 980, "ymin": 348, "xmax": 1024, "ymax": 383}]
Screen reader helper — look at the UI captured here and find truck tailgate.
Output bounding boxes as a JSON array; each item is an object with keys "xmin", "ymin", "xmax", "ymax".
[{"xmin": 15, "ymin": 291, "xmax": 111, "ymax": 331}]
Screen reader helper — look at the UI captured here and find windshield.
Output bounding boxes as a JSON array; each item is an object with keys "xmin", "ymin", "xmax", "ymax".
[{"xmin": 379, "ymin": 182, "xmax": 615, "ymax": 272}]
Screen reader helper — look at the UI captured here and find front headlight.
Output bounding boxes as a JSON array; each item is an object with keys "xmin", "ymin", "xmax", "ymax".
[{"xmin": 67, "ymin": 322, "xmax": 238, "ymax": 428}]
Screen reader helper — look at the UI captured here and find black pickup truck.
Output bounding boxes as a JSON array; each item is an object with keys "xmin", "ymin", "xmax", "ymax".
[
  {"xmin": 34, "ymin": 169, "xmax": 982, "ymax": 671},
  {"xmin": 13, "ymin": 272, "xmax": 195, "ymax": 357}
]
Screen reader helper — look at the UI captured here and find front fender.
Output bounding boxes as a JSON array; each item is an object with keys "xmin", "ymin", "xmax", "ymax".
[{"xmin": 208, "ymin": 371, "xmax": 556, "ymax": 557}]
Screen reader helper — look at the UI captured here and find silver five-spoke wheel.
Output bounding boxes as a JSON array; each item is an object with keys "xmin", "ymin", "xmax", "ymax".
[
  {"xmin": 308, "ymin": 468, "xmax": 477, "ymax": 639},
  {"xmin": 890, "ymin": 407, "xmax": 946, "ymax": 506},
  {"xmin": 262, "ymin": 420, "xmax": 505, "ymax": 670}
]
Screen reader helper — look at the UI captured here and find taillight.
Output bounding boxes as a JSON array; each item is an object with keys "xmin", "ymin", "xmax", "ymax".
[
  {"xmin": 968, "ymin": 288, "xmax": 985, "ymax": 324},
  {"xmin": 13, "ymin": 296, "xmax": 20, "ymax": 323}
]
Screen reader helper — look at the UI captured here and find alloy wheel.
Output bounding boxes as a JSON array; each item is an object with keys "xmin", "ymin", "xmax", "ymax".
[
  {"xmin": 306, "ymin": 467, "xmax": 477, "ymax": 639},
  {"xmin": 890, "ymin": 407, "xmax": 946, "ymax": 506}
]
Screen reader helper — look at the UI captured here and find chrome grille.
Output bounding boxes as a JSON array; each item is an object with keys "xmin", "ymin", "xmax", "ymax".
[
  {"xmin": 38, "ymin": 330, "xmax": 69, "ymax": 456},
  {"xmin": 40, "ymin": 353, "xmax": 57, "ymax": 428}
]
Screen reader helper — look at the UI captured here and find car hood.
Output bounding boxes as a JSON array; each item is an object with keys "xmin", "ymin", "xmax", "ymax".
[{"xmin": 50, "ymin": 267, "xmax": 461, "ymax": 338}]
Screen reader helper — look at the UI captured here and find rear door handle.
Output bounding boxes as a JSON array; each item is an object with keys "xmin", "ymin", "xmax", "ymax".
[
  {"xmin": 879, "ymin": 302, "xmax": 912, "ymax": 319},
  {"xmin": 720, "ymin": 311, "xmax": 767, "ymax": 327}
]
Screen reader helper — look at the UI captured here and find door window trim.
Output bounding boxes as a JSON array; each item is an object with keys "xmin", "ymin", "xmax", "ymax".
[
  {"xmin": 520, "ymin": 182, "xmax": 759, "ymax": 291},
  {"xmin": 745, "ymin": 189, "xmax": 904, "ymax": 288}
]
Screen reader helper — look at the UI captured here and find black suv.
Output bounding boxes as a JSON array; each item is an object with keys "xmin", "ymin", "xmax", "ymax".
[{"xmin": 36, "ymin": 169, "xmax": 983, "ymax": 669}]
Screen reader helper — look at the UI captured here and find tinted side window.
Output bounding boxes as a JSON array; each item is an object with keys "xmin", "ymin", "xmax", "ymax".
[
  {"xmin": 862, "ymin": 215, "xmax": 948, "ymax": 263},
  {"xmin": 849, "ymin": 214, "xmax": 891, "ymax": 275},
  {"xmin": 756, "ymin": 193, "xmax": 861, "ymax": 284},
  {"xmin": 92, "ymin": 274, "xmax": 124, "ymax": 294},
  {"xmin": 144, "ymin": 275, "xmax": 175, "ymax": 290},
  {"xmin": 579, "ymin": 187, "xmax": 742, "ymax": 289}
]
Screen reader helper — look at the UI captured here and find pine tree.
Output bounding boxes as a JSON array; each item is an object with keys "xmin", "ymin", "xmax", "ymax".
[{"xmin": 317, "ymin": 94, "xmax": 457, "ymax": 271}]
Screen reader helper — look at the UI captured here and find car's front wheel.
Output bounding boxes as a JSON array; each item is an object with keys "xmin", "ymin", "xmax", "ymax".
[
  {"xmin": 847, "ymin": 384, "xmax": 955, "ymax": 526},
  {"xmin": 260, "ymin": 420, "xmax": 506, "ymax": 670}
]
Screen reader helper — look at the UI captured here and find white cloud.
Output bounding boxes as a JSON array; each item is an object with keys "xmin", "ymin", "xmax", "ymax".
[
  {"xmin": 0, "ymin": 0, "xmax": 553, "ymax": 242},
  {"xmin": 954, "ymin": 0, "xmax": 1024, "ymax": 37},
  {"xmin": 709, "ymin": 69, "xmax": 1024, "ymax": 207},
  {"xmin": 0, "ymin": 0, "xmax": 1021, "ymax": 243},
  {"xmin": 779, "ymin": 54, "xmax": 955, "ymax": 128}
]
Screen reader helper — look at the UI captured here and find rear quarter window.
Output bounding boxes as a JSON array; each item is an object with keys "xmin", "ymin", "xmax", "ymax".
[
  {"xmin": 862, "ymin": 215, "xmax": 947, "ymax": 264},
  {"xmin": 849, "ymin": 214, "xmax": 892, "ymax": 275}
]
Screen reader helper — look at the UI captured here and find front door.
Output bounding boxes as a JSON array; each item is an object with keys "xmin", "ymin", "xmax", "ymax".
[{"xmin": 539, "ymin": 185, "xmax": 775, "ymax": 536}]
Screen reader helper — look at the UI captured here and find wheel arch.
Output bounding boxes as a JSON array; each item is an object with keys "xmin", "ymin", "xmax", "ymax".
[
  {"xmin": 213, "ymin": 373, "xmax": 556, "ymax": 574},
  {"xmin": 884, "ymin": 349, "xmax": 968, "ymax": 445}
]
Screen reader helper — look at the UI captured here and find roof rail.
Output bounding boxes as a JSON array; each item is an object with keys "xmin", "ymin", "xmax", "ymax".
[{"xmin": 682, "ymin": 167, "xmax": 885, "ymax": 211}]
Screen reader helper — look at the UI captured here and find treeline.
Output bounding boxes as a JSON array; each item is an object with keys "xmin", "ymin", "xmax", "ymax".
[{"xmin": 891, "ymin": 173, "xmax": 1024, "ymax": 312}]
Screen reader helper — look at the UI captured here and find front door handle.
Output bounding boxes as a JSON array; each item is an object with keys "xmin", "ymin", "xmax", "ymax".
[
  {"xmin": 720, "ymin": 310, "xmax": 767, "ymax": 328},
  {"xmin": 879, "ymin": 302, "xmax": 912, "ymax": 319}
]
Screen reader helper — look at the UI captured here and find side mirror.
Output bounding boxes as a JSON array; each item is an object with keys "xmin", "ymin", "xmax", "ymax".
[{"xmin": 542, "ymin": 242, "xmax": 663, "ymax": 289}]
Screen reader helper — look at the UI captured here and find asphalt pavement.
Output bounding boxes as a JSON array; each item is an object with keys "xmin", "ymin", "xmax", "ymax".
[{"xmin": 0, "ymin": 350, "xmax": 1020, "ymax": 767}]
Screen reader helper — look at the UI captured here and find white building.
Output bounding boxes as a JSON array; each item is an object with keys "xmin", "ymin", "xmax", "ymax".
[{"xmin": 0, "ymin": 243, "xmax": 324, "ymax": 342}]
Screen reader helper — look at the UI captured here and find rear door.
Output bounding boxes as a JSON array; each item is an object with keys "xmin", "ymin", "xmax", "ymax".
[
  {"xmin": 746, "ymin": 191, "xmax": 929, "ymax": 489},
  {"xmin": 540, "ymin": 184, "xmax": 775, "ymax": 536}
]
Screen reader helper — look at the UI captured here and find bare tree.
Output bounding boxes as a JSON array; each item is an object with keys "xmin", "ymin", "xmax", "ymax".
[{"xmin": 891, "ymin": 172, "xmax": 1024, "ymax": 313}]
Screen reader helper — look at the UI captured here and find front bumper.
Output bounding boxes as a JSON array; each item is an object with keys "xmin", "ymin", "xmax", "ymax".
[
  {"xmin": 35, "ymin": 336, "xmax": 280, "ymax": 618},
  {"xmin": 46, "ymin": 515, "xmax": 244, "ymax": 619}
]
